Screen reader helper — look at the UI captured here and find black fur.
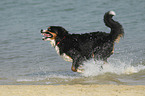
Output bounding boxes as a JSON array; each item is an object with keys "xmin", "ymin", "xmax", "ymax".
[{"xmin": 41, "ymin": 11, "xmax": 124, "ymax": 72}]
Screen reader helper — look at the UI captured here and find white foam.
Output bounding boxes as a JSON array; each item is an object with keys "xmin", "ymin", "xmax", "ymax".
[
  {"xmin": 17, "ymin": 77, "xmax": 45, "ymax": 82},
  {"xmin": 81, "ymin": 58, "xmax": 145, "ymax": 77}
]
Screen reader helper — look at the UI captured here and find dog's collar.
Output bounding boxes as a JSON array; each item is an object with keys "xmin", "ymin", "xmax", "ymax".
[{"xmin": 56, "ymin": 36, "xmax": 66, "ymax": 46}]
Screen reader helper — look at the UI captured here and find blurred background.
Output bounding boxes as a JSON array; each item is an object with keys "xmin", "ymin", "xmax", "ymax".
[{"xmin": 0, "ymin": 0, "xmax": 145, "ymax": 85}]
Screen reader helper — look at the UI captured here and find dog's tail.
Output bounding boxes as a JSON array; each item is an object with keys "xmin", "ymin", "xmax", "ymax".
[{"xmin": 104, "ymin": 11, "xmax": 124, "ymax": 43}]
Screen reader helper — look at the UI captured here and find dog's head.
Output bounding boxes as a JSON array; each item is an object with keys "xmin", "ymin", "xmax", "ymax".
[{"xmin": 41, "ymin": 26, "xmax": 68, "ymax": 41}]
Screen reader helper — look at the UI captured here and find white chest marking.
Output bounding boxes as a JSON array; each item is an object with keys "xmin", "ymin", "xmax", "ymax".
[
  {"xmin": 50, "ymin": 40, "xmax": 56, "ymax": 47},
  {"xmin": 55, "ymin": 45, "xmax": 60, "ymax": 55},
  {"xmin": 49, "ymin": 39, "xmax": 73, "ymax": 62},
  {"xmin": 55, "ymin": 46, "xmax": 72, "ymax": 62},
  {"xmin": 62, "ymin": 53, "xmax": 73, "ymax": 62}
]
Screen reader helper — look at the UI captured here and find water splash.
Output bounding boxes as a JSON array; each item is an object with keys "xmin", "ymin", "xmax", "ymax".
[{"xmin": 82, "ymin": 58, "xmax": 145, "ymax": 77}]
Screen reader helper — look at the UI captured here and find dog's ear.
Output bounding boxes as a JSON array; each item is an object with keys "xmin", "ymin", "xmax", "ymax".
[
  {"xmin": 56, "ymin": 26, "xmax": 69, "ymax": 36},
  {"xmin": 59, "ymin": 27, "xmax": 68, "ymax": 34},
  {"xmin": 49, "ymin": 26, "xmax": 69, "ymax": 37}
]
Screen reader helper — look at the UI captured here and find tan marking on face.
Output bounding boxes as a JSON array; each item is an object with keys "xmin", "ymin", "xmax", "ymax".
[
  {"xmin": 44, "ymin": 30, "xmax": 57, "ymax": 40},
  {"xmin": 49, "ymin": 32, "xmax": 57, "ymax": 40}
]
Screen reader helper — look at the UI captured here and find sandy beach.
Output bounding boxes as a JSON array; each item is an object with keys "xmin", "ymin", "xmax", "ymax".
[{"xmin": 0, "ymin": 85, "xmax": 145, "ymax": 96}]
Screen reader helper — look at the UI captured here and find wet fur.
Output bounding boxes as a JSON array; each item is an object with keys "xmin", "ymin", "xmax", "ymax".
[{"xmin": 41, "ymin": 11, "xmax": 124, "ymax": 72}]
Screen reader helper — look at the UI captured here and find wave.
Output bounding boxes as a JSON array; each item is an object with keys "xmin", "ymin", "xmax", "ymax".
[
  {"xmin": 16, "ymin": 58, "xmax": 145, "ymax": 85},
  {"xmin": 16, "ymin": 71, "xmax": 80, "ymax": 84}
]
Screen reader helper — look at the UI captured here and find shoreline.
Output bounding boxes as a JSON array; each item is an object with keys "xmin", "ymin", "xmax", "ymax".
[{"xmin": 0, "ymin": 85, "xmax": 145, "ymax": 96}]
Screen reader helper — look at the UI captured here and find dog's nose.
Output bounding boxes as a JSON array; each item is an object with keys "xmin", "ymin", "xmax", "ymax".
[{"xmin": 40, "ymin": 29, "xmax": 43, "ymax": 33}]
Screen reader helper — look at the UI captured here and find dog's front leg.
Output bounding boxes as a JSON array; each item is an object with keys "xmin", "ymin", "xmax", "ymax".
[
  {"xmin": 67, "ymin": 49, "xmax": 84, "ymax": 72},
  {"xmin": 71, "ymin": 56, "xmax": 84, "ymax": 72}
]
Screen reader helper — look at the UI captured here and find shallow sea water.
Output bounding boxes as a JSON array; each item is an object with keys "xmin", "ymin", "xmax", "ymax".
[{"xmin": 0, "ymin": 0, "xmax": 145, "ymax": 85}]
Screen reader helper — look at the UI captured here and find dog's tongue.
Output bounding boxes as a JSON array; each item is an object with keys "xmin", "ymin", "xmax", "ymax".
[{"xmin": 44, "ymin": 33, "xmax": 51, "ymax": 37}]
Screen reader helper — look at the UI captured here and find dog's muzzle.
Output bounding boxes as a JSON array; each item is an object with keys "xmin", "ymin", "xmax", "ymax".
[
  {"xmin": 40, "ymin": 29, "xmax": 43, "ymax": 33},
  {"xmin": 41, "ymin": 29, "xmax": 53, "ymax": 40},
  {"xmin": 41, "ymin": 29, "xmax": 46, "ymax": 40}
]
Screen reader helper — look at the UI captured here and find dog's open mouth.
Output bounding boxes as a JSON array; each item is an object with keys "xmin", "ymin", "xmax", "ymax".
[
  {"xmin": 43, "ymin": 33, "xmax": 52, "ymax": 37},
  {"xmin": 42, "ymin": 34, "xmax": 52, "ymax": 40},
  {"xmin": 41, "ymin": 29, "xmax": 53, "ymax": 40}
]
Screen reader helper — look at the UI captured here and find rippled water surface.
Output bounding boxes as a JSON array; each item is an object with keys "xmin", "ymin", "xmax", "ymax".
[{"xmin": 0, "ymin": 0, "xmax": 145, "ymax": 85}]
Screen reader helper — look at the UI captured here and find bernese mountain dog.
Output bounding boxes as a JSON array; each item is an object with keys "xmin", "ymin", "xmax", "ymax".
[{"xmin": 41, "ymin": 11, "xmax": 124, "ymax": 72}]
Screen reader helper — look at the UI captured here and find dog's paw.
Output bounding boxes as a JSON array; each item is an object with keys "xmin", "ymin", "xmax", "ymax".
[{"xmin": 77, "ymin": 65, "xmax": 84, "ymax": 73}]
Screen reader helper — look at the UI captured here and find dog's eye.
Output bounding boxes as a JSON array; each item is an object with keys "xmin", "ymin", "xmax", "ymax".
[{"xmin": 48, "ymin": 29, "xmax": 51, "ymax": 31}]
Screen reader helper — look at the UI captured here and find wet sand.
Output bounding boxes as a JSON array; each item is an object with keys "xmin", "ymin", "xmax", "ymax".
[{"xmin": 0, "ymin": 85, "xmax": 145, "ymax": 96}]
